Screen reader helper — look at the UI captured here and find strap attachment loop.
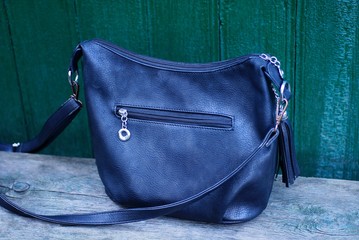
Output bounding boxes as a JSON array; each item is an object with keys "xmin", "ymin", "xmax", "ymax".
[{"xmin": 68, "ymin": 70, "xmax": 79, "ymax": 99}]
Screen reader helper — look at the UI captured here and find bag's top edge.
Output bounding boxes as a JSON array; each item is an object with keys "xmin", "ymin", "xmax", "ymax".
[{"xmin": 80, "ymin": 39, "xmax": 261, "ymax": 73}]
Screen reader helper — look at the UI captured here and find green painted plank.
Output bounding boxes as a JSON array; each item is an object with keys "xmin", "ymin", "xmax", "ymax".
[
  {"xmin": 219, "ymin": 0, "xmax": 296, "ymax": 63},
  {"xmin": 219, "ymin": 0, "xmax": 298, "ymax": 170},
  {"xmin": 0, "ymin": 1, "xmax": 27, "ymax": 143},
  {"xmin": 75, "ymin": 0, "xmax": 150, "ymax": 55},
  {"xmin": 76, "ymin": 0, "xmax": 220, "ymax": 62},
  {"xmin": 147, "ymin": 0, "xmax": 220, "ymax": 62},
  {"xmin": 295, "ymin": 0, "xmax": 359, "ymax": 180},
  {"xmin": 3, "ymin": 0, "xmax": 91, "ymax": 157},
  {"xmin": 218, "ymin": 0, "xmax": 296, "ymax": 124}
]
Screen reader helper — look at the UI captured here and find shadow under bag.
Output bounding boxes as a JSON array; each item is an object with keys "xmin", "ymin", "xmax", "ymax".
[{"xmin": 0, "ymin": 39, "xmax": 299, "ymax": 225}]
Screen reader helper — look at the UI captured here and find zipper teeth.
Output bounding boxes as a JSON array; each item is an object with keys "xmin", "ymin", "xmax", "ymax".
[
  {"xmin": 93, "ymin": 39, "xmax": 256, "ymax": 72},
  {"xmin": 129, "ymin": 112, "xmax": 232, "ymax": 128},
  {"xmin": 116, "ymin": 107, "xmax": 233, "ymax": 129}
]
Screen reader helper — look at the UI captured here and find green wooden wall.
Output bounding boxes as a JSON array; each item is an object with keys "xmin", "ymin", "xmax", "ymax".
[{"xmin": 0, "ymin": 0, "xmax": 358, "ymax": 180}]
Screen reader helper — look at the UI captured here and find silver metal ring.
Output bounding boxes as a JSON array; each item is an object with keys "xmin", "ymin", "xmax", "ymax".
[
  {"xmin": 68, "ymin": 70, "xmax": 79, "ymax": 86},
  {"xmin": 270, "ymin": 56, "xmax": 278, "ymax": 63},
  {"xmin": 118, "ymin": 128, "xmax": 131, "ymax": 141}
]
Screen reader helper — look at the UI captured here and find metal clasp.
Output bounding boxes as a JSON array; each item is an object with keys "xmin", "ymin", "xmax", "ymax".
[
  {"xmin": 68, "ymin": 70, "xmax": 79, "ymax": 99},
  {"xmin": 275, "ymin": 98, "xmax": 289, "ymax": 131},
  {"xmin": 274, "ymin": 81, "xmax": 290, "ymax": 131}
]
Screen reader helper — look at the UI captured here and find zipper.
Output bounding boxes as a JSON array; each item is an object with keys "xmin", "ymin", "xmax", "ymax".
[
  {"xmin": 116, "ymin": 106, "xmax": 233, "ymax": 141},
  {"xmin": 118, "ymin": 108, "xmax": 131, "ymax": 141},
  {"xmin": 93, "ymin": 39, "xmax": 256, "ymax": 72}
]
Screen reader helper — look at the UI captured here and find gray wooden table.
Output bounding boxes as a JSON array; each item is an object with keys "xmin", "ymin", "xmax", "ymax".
[{"xmin": 0, "ymin": 152, "xmax": 358, "ymax": 240}]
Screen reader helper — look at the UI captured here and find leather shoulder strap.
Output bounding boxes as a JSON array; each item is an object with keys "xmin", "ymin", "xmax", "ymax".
[
  {"xmin": 0, "ymin": 97, "xmax": 82, "ymax": 153},
  {"xmin": 0, "ymin": 129, "xmax": 276, "ymax": 225}
]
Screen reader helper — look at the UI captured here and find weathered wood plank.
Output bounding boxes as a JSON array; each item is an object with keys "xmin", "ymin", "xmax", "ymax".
[
  {"xmin": 0, "ymin": 152, "xmax": 358, "ymax": 239},
  {"xmin": 295, "ymin": 0, "xmax": 359, "ymax": 180}
]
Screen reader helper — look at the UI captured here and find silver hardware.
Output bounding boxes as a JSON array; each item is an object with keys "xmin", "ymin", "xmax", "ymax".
[
  {"xmin": 118, "ymin": 128, "xmax": 131, "ymax": 141},
  {"xmin": 118, "ymin": 108, "xmax": 131, "ymax": 141},
  {"xmin": 275, "ymin": 98, "xmax": 289, "ymax": 131},
  {"xmin": 279, "ymin": 81, "xmax": 290, "ymax": 121},
  {"xmin": 68, "ymin": 70, "xmax": 79, "ymax": 85},
  {"xmin": 274, "ymin": 81, "xmax": 291, "ymax": 131},
  {"xmin": 270, "ymin": 80, "xmax": 287, "ymax": 124},
  {"xmin": 12, "ymin": 142, "xmax": 20, "ymax": 148},
  {"xmin": 68, "ymin": 70, "xmax": 79, "ymax": 99},
  {"xmin": 260, "ymin": 54, "xmax": 290, "ymax": 130},
  {"xmin": 260, "ymin": 53, "xmax": 284, "ymax": 78},
  {"xmin": 280, "ymin": 81, "xmax": 290, "ymax": 101}
]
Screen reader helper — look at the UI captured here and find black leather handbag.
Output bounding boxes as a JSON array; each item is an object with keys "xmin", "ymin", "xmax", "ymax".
[{"xmin": 0, "ymin": 39, "xmax": 299, "ymax": 225}]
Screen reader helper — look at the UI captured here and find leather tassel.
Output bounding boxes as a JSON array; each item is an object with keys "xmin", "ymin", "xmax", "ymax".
[{"xmin": 278, "ymin": 119, "xmax": 300, "ymax": 187}]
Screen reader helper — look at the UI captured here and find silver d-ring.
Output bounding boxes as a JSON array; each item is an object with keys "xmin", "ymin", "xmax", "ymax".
[
  {"xmin": 68, "ymin": 70, "xmax": 79, "ymax": 86},
  {"xmin": 118, "ymin": 128, "xmax": 131, "ymax": 141}
]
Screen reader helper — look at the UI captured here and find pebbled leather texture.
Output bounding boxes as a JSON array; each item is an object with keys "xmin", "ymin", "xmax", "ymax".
[{"xmin": 80, "ymin": 39, "xmax": 281, "ymax": 223}]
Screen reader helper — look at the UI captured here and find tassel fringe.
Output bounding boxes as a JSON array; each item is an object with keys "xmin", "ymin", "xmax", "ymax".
[{"xmin": 278, "ymin": 119, "xmax": 300, "ymax": 187}]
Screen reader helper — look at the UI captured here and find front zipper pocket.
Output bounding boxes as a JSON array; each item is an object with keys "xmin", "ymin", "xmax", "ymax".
[{"xmin": 115, "ymin": 105, "xmax": 233, "ymax": 141}]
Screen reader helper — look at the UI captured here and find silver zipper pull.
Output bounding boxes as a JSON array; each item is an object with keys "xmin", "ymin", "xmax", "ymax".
[
  {"xmin": 118, "ymin": 108, "xmax": 131, "ymax": 141},
  {"xmin": 260, "ymin": 53, "xmax": 284, "ymax": 78}
]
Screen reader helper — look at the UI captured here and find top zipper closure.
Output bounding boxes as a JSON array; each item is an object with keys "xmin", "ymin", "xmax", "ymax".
[{"xmin": 93, "ymin": 39, "xmax": 256, "ymax": 72}]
